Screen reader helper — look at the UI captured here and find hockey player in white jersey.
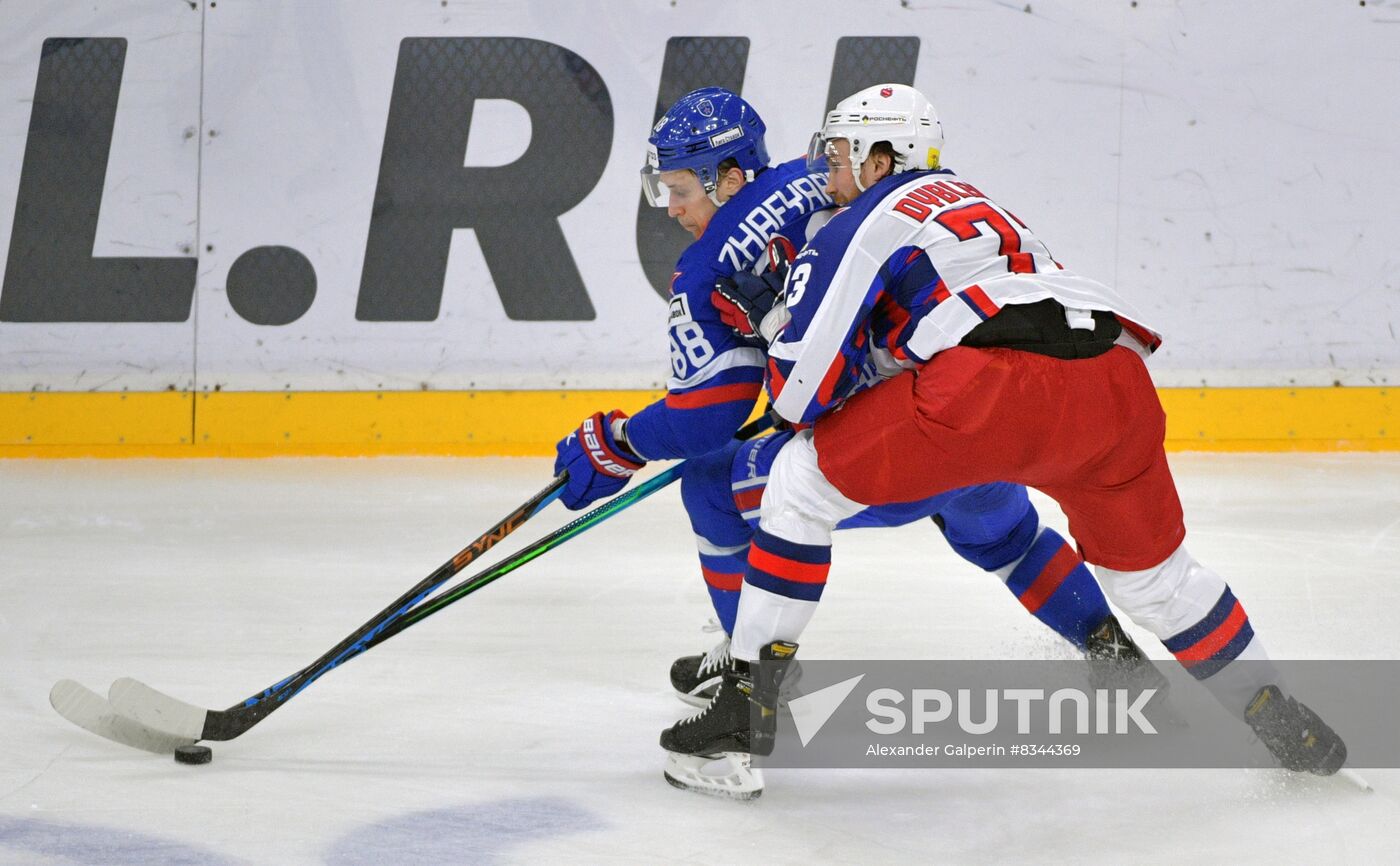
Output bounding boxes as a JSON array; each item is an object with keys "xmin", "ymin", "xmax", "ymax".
[
  {"xmin": 660, "ymin": 83, "xmax": 1349, "ymax": 798},
  {"xmin": 554, "ymin": 88, "xmax": 1168, "ymax": 718}
]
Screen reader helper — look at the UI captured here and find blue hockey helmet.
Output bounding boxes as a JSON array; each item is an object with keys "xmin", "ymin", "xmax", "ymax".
[{"xmin": 641, "ymin": 87, "xmax": 770, "ymax": 207}]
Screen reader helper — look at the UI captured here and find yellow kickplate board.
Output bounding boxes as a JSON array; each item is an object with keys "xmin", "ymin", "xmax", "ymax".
[{"xmin": 0, "ymin": 388, "xmax": 1393, "ymax": 457}]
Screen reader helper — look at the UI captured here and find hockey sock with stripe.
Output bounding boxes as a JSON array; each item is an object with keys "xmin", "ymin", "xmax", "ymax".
[
  {"xmin": 996, "ymin": 526, "xmax": 1112, "ymax": 650},
  {"xmin": 1097, "ymin": 547, "xmax": 1278, "ymax": 718},
  {"xmin": 697, "ymin": 542, "xmax": 747, "ymax": 634},
  {"xmin": 731, "ymin": 529, "xmax": 830, "ymax": 661}
]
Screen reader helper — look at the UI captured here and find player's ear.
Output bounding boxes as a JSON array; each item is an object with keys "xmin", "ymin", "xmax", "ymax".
[
  {"xmin": 718, "ymin": 165, "xmax": 746, "ymax": 200},
  {"xmin": 872, "ymin": 148, "xmax": 894, "ymax": 181}
]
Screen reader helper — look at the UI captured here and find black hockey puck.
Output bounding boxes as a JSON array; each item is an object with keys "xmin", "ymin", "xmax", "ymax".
[{"xmin": 174, "ymin": 744, "xmax": 212, "ymax": 765}]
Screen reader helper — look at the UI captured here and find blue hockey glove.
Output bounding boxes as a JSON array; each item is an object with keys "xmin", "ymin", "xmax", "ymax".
[
  {"xmin": 712, "ymin": 266, "xmax": 787, "ymax": 339},
  {"xmin": 553, "ymin": 410, "xmax": 646, "ymax": 510},
  {"xmin": 711, "ymin": 235, "xmax": 797, "ymax": 340}
]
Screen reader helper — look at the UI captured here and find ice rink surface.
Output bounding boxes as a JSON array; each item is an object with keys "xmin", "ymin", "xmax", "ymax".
[{"xmin": 2, "ymin": 452, "xmax": 1399, "ymax": 864}]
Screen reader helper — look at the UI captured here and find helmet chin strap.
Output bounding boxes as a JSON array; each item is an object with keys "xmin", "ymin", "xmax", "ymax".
[
  {"xmin": 705, "ymin": 169, "xmax": 758, "ymax": 207},
  {"xmin": 849, "ymin": 146, "xmax": 869, "ymax": 192},
  {"xmin": 853, "ymin": 154, "xmax": 875, "ymax": 193},
  {"xmin": 852, "ymin": 155, "xmax": 896, "ymax": 193}
]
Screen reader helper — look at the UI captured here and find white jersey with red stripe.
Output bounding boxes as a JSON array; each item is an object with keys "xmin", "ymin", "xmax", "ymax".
[{"xmin": 766, "ymin": 168, "xmax": 1162, "ymax": 425}]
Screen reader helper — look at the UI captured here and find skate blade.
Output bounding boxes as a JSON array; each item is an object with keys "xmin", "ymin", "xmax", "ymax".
[
  {"xmin": 663, "ymin": 751, "xmax": 763, "ymax": 801},
  {"xmin": 674, "ymin": 688, "xmax": 717, "ymax": 709},
  {"xmin": 1338, "ymin": 768, "xmax": 1373, "ymax": 793}
]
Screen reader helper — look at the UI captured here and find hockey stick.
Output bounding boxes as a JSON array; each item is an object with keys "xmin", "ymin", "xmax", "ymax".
[
  {"xmin": 53, "ymin": 472, "xmax": 567, "ymax": 750},
  {"xmin": 363, "ymin": 460, "xmax": 692, "ymax": 644},
  {"xmin": 49, "ymin": 680, "xmax": 195, "ymax": 754},
  {"xmin": 107, "ymin": 414, "xmax": 775, "ymax": 745}
]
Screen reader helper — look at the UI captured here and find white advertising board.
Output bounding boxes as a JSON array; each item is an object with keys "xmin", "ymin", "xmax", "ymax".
[{"xmin": 0, "ymin": 0, "xmax": 1395, "ymax": 391}]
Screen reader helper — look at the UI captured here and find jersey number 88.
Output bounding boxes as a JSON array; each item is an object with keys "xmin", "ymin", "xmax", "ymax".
[{"xmin": 670, "ymin": 322, "xmax": 715, "ymax": 376}]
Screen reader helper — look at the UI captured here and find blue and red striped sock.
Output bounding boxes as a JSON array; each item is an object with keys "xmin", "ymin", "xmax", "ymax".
[
  {"xmin": 697, "ymin": 545, "xmax": 746, "ymax": 634},
  {"xmin": 1162, "ymin": 586, "xmax": 1255, "ymax": 679},
  {"xmin": 1002, "ymin": 527, "xmax": 1111, "ymax": 650},
  {"xmin": 732, "ymin": 529, "xmax": 831, "ymax": 660},
  {"xmin": 744, "ymin": 528, "xmax": 831, "ymax": 602}
]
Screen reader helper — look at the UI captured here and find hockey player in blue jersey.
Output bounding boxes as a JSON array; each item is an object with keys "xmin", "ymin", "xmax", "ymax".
[
  {"xmin": 552, "ymin": 88, "xmax": 1159, "ymax": 733},
  {"xmin": 553, "ymin": 88, "xmax": 826, "ymax": 506}
]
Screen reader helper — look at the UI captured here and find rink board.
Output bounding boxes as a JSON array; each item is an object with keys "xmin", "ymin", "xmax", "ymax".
[
  {"xmin": 0, "ymin": 386, "xmax": 1394, "ymax": 457},
  {"xmin": 1, "ymin": 2, "xmax": 1396, "ymax": 456},
  {"xmin": 2, "ymin": 3, "xmax": 1398, "ymax": 389}
]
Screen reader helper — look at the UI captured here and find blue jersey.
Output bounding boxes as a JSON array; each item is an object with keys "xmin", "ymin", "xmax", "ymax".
[
  {"xmin": 626, "ymin": 157, "xmax": 834, "ymax": 459},
  {"xmin": 766, "ymin": 169, "xmax": 1162, "ymax": 424}
]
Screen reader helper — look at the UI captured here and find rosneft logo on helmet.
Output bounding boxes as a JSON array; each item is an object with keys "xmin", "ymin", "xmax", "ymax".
[{"xmin": 859, "ymin": 114, "xmax": 905, "ymax": 124}]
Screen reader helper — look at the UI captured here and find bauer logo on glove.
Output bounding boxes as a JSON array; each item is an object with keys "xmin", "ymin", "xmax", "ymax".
[
  {"xmin": 582, "ymin": 415, "xmax": 637, "ymax": 478},
  {"xmin": 554, "ymin": 410, "xmax": 647, "ymax": 510}
]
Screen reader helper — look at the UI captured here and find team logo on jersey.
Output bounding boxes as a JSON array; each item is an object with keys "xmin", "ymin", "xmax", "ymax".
[
  {"xmin": 880, "ymin": 86, "xmax": 893, "ymax": 97},
  {"xmin": 668, "ymin": 293, "xmax": 694, "ymax": 326},
  {"xmin": 697, "ymin": 98, "xmax": 715, "ymax": 117}
]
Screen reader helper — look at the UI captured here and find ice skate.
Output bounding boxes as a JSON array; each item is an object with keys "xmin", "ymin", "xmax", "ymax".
[
  {"xmin": 1245, "ymin": 684, "xmax": 1347, "ymax": 776},
  {"xmin": 662, "ymin": 752, "xmax": 765, "ymax": 801},
  {"xmin": 1083, "ymin": 615, "xmax": 1183, "ymax": 724},
  {"xmin": 669, "ymin": 633, "xmax": 731, "ymax": 708},
  {"xmin": 1085, "ymin": 616, "xmax": 1168, "ymax": 693},
  {"xmin": 661, "ymin": 641, "xmax": 797, "ymax": 799}
]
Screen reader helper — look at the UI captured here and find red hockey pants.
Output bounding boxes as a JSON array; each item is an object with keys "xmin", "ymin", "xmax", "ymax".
[{"xmin": 814, "ymin": 346, "xmax": 1186, "ymax": 571}]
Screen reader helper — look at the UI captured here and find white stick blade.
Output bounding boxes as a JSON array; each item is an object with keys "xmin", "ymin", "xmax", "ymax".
[
  {"xmin": 49, "ymin": 680, "xmax": 195, "ymax": 754},
  {"xmin": 108, "ymin": 677, "xmax": 210, "ymax": 740}
]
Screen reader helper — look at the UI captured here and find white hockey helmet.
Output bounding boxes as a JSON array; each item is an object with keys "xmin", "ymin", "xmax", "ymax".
[{"xmin": 807, "ymin": 83, "xmax": 944, "ymax": 189}]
